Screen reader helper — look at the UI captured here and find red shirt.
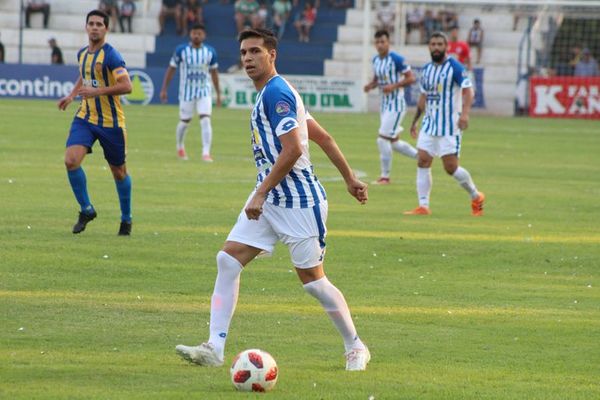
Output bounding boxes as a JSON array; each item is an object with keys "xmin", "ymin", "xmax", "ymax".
[{"xmin": 448, "ymin": 41, "xmax": 471, "ymax": 65}]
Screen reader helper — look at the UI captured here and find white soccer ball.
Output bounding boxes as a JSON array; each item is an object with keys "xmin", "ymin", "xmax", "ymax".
[{"xmin": 230, "ymin": 349, "xmax": 278, "ymax": 392}]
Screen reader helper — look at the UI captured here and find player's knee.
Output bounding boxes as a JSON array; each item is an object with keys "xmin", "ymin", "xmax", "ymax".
[
  {"xmin": 444, "ymin": 164, "xmax": 458, "ymax": 175},
  {"xmin": 64, "ymin": 156, "xmax": 80, "ymax": 170}
]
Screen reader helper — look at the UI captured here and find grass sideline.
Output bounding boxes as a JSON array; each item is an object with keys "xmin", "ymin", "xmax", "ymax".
[{"xmin": 1, "ymin": 98, "xmax": 599, "ymax": 399}]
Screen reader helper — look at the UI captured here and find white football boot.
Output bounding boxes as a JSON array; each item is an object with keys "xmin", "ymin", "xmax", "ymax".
[
  {"xmin": 345, "ymin": 346, "xmax": 371, "ymax": 371},
  {"xmin": 175, "ymin": 342, "xmax": 224, "ymax": 367}
]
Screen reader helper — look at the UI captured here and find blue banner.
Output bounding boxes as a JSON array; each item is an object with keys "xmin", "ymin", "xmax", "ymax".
[{"xmin": 0, "ymin": 63, "xmax": 179, "ymax": 105}]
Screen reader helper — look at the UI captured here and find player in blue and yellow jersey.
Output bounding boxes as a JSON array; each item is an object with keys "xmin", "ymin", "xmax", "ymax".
[
  {"xmin": 364, "ymin": 30, "xmax": 418, "ymax": 185},
  {"xmin": 160, "ymin": 23, "xmax": 221, "ymax": 162},
  {"xmin": 175, "ymin": 28, "xmax": 372, "ymax": 372},
  {"xmin": 405, "ymin": 32, "xmax": 485, "ymax": 216},
  {"xmin": 57, "ymin": 9, "xmax": 134, "ymax": 235}
]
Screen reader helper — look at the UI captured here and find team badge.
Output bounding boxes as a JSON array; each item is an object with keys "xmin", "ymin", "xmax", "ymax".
[{"xmin": 275, "ymin": 101, "xmax": 290, "ymax": 116}]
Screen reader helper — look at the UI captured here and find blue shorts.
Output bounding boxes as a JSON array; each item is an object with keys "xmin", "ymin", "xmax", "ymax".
[{"xmin": 66, "ymin": 117, "xmax": 127, "ymax": 166}]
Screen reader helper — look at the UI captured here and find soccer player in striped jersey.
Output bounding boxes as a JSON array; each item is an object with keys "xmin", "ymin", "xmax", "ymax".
[
  {"xmin": 364, "ymin": 29, "xmax": 417, "ymax": 185},
  {"xmin": 57, "ymin": 10, "xmax": 133, "ymax": 235},
  {"xmin": 175, "ymin": 28, "xmax": 371, "ymax": 371},
  {"xmin": 160, "ymin": 23, "xmax": 221, "ymax": 162},
  {"xmin": 404, "ymin": 32, "xmax": 485, "ymax": 216}
]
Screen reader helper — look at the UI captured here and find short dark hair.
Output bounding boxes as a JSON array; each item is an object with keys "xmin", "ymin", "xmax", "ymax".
[
  {"xmin": 86, "ymin": 9, "xmax": 109, "ymax": 28},
  {"xmin": 238, "ymin": 28, "xmax": 278, "ymax": 51},
  {"xmin": 429, "ymin": 31, "xmax": 448, "ymax": 45},
  {"xmin": 374, "ymin": 29, "xmax": 390, "ymax": 39},
  {"xmin": 190, "ymin": 23, "xmax": 205, "ymax": 32}
]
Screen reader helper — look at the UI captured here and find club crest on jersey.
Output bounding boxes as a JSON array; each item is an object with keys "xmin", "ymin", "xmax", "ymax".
[{"xmin": 275, "ymin": 101, "xmax": 290, "ymax": 116}]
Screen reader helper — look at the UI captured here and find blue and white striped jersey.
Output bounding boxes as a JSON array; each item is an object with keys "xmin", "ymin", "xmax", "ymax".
[
  {"xmin": 372, "ymin": 51, "xmax": 411, "ymax": 112},
  {"xmin": 169, "ymin": 43, "xmax": 218, "ymax": 101},
  {"xmin": 250, "ymin": 75, "xmax": 326, "ymax": 209},
  {"xmin": 419, "ymin": 57, "xmax": 473, "ymax": 137}
]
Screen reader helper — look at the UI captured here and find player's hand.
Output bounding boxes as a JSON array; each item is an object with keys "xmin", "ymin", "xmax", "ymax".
[
  {"xmin": 458, "ymin": 114, "xmax": 469, "ymax": 130},
  {"xmin": 160, "ymin": 89, "xmax": 168, "ymax": 103},
  {"xmin": 347, "ymin": 179, "xmax": 368, "ymax": 204},
  {"xmin": 382, "ymin": 84, "xmax": 396, "ymax": 94},
  {"xmin": 216, "ymin": 95, "xmax": 222, "ymax": 107},
  {"xmin": 57, "ymin": 96, "xmax": 73, "ymax": 110},
  {"xmin": 77, "ymin": 86, "xmax": 99, "ymax": 99},
  {"xmin": 410, "ymin": 124, "xmax": 419, "ymax": 139},
  {"xmin": 363, "ymin": 84, "xmax": 372, "ymax": 93},
  {"xmin": 245, "ymin": 191, "xmax": 266, "ymax": 220}
]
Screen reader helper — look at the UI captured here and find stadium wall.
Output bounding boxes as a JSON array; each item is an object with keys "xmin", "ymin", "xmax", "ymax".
[{"xmin": 0, "ymin": 64, "xmax": 485, "ymax": 112}]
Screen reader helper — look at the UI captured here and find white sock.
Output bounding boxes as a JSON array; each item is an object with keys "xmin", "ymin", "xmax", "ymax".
[
  {"xmin": 391, "ymin": 140, "xmax": 418, "ymax": 159},
  {"xmin": 376, "ymin": 137, "xmax": 392, "ymax": 178},
  {"xmin": 208, "ymin": 251, "xmax": 242, "ymax": 359},
  {"xmin": 452, "ymin": 166, "xmax": 479, "ymax": 199},
  {"xmin": 200, "ymin": 117, "xmax": 212, "ymax": 156},
  {"xmin": 303, "ymin": 276, "xmax": 365, "ymax": 352},
  {"xmin": 417, "ymin": 167, "xmax": 432, "ymax": 207},
  {"xmin": 176, "ymin": 121, "xmax": 189, "ymax": 150}
]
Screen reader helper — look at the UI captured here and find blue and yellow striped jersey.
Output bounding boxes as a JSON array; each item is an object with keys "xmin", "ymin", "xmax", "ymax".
[{"xmin": 75, "ymin": 43, "xmax": 128, "ymax": 128}]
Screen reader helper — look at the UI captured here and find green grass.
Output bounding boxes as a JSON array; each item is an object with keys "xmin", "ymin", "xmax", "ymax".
[{"xmin": 1, "ymin": 98, "xmax": 599, "ymax": 399}]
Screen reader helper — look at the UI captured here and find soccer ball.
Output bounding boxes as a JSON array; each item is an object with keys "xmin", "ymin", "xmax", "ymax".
[{"xmin": 230, "ymin": 349, "xmax": 278, "ymax": 392}]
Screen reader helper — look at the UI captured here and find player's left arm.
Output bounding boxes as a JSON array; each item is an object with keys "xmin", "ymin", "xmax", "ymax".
[
  {"xmin": 459, "ymin": 86, "xmax": 474, "ymax": 130},
  {"xmin": 78, "ymin": 68, "xmax": 132, "ymax": 99},
  {"xmin": 307, "ymin": 118, "xmax": 367, "ymax": 204},
  {"xmin": 210, "ymin": 68, "xmax": 221, "ymax": 107},
  {"xmin": 245, "ymin": 129, "xmax": 303, "ymax": 220},
  {"xmin": 209, "ymin": 48, "xmax": 221, "ymax": 107}
]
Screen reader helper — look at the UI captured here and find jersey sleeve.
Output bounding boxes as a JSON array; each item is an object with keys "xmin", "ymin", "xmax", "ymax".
[
  {"xmin": 392, "ymin": 53, "xmax": 411, "ymax": 74},
  {"xmin": 209, "ymin": 46, "xmax": 219, "ymax": 70},
  {"xmin": 419, "ymin": 67, "xmax": 427, "ymax": 93},
  {"xmin": 169, "ymin": 46, "xmax": 183, "ymax": 68},
  {"xmin": 106, "ymin": 48, "xmax": 128, "ymax": 80},
  {"xmin": 263, "ymin": 82, "xmax": 299, "ymax": 137},
  {"xmin": 451, "ymin": 59, "xmax": 472, "ymax": 89}
]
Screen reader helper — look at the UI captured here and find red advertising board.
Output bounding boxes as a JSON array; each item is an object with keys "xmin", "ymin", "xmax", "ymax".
[{"xmin": 529, "ymin": 77, "xmax": 600, "ymax": 119}]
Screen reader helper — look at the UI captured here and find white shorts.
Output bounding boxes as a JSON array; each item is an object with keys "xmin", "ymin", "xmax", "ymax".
[
  {"xmin": 417, "ymin": 133, "xmax": 462, "ymax": 158},
  {"xmin": 378, "ymin": 109, "xmax": 406, "ymax": 139},
  {"xmin": 227, "ymin": 193, "xmax": 328, "ymax": 269},
  {"xmin": 179, "ymin": 96, "xmax": 212, "ymax": 120}
]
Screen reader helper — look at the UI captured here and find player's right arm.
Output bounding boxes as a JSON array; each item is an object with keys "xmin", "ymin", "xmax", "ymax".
[
  {"xmin": 307, "ymin": 118, "xmax": 367, "ymax": 204},
  {"xmin": 410, "ymin": 93, "xmax": 426, "ymax": 139},
  {"xmin": 363, "ymin": 75, "xmax": 378, "ymax": 93},
  {"xmin": 58, "ymin": 76, "xmax": 83, "ymax": 110},
  {"xmin": 160, "ymin": 66, "xmax": 177, "ymax": 103},
  {"xmin": 246, "ymin": 128, "xmax": 303, "ymax": 220}
]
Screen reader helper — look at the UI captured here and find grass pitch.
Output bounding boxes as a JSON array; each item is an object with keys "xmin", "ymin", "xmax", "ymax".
[{"xmin": 1, "ymin": 98, "xmax": 599, "ymax": 399}]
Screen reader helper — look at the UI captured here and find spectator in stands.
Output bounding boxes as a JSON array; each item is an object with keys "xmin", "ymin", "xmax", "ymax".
[
  {"xmin": 448, "ymin": 26, "xmax": 472, "ymax": 71},
  {"xmin": 182, "ymin": 0, "xmax": 203, "ymax": 35},
  {"xmin": 294, "ymin": 2, "xmax": 317, "ymax": 43},
  {"xmin": 0, "ymin": 34, "xmax": 5, "ymax": 63},
  {"xmin": 329, "ymin": 0, "xmax": 351, "ymax": 9},
  {"xmin": 25, "ymin": 0, "xmax": 50, "ymax": 29},
  {"xmin": 48, "ymin": 37, "xmax": 64, "ymax": 65},
  {"xmin": 438, "ymin": 9, "xmax": 457, "ymax": 32},
  {"xmin": 422, "ymin": 10, "xmax": 439, "ymax": 43},
  {"xmin": 376, "ymin": 1, "xmax": 396, "ymax": 34},
  {"xmin": 406, "ymin": 6, "xmax": 424, "ymax": 43},
  {"xmin": 160, "ymin": 0, "xmax": 184, "ymax": 35},
  {"xmin": 272, "ymin": 0, "xmax": 292, "ymax": 39},
  {"xmin": 467, "ymin": 19, "xmax": 484, "ymax": 64},
  {"xmin": 234, "ymin": 0, "xmax": 261, "ymax": 33},
  {"xmin": 256, "ymin": 3, "xmax": 269, "ymax": 29},
  {"xmin": 568, "ymin": 46, "xmax": 582, "ymax": 75},
  {"xmin": 119, "ymin": 0, "xmax": 136, "ymax": 33},
  {"xmin": 575, "ymin": 48, "xmax": 599, "ymax": 77},
  {"xmin": 99, "ymin": 0, "xmax": 119, "ymax": 33}
]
